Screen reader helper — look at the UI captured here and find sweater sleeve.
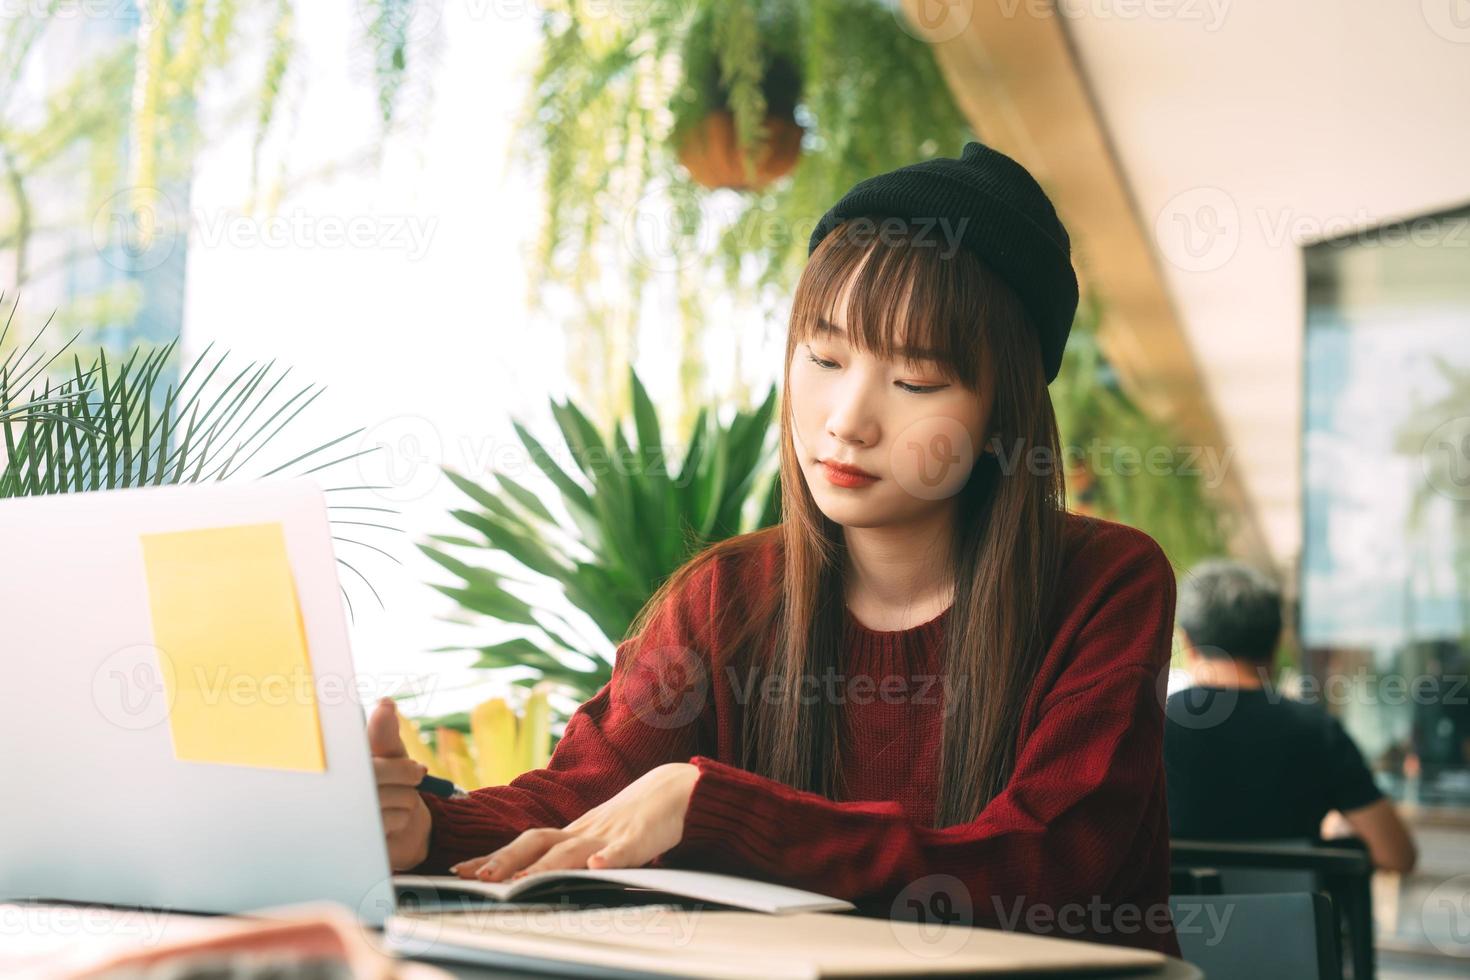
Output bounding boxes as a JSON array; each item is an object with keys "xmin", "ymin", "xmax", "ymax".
[
  {"xmin": 409, "ymin": 557, "xmax": 720, "ymax": 873},
  {"xmin": 659, "ymin": 535, "xmax": 1177, "ymax": 920}
]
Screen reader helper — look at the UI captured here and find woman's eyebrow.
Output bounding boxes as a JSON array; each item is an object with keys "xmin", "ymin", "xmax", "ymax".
[{"xmin": 814, "ymin": 315, "xmax": 942, "ymax": 362}]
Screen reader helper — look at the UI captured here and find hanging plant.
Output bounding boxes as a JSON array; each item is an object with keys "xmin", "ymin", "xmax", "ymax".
[
  {"xmin": 512, "ymin": 0, "xmax": 973, "ymax": 426},
  {"xmin": 672, "ymin": 3, "xmax": 805, "ymax": 191}
]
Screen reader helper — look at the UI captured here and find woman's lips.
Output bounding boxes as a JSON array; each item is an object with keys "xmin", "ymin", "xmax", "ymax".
[{"xmin": 821, "ymin": 460, "xmax": 879, "ymax": 488}]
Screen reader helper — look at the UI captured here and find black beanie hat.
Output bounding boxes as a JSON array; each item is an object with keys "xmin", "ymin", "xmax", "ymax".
[{"xmin": 807, "ymin": 140, "xmax": 1078, "ymax": 384}]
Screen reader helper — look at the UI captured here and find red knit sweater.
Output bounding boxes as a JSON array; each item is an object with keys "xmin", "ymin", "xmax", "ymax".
[{"xmin": 415, "ymin": 513, "xmax": 1181, "ymax": 957}]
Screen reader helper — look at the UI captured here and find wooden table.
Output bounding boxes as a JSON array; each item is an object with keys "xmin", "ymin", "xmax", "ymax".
[{"xmin": 0, "ymin": 900, "xmax": 1204, "ymax": 979}]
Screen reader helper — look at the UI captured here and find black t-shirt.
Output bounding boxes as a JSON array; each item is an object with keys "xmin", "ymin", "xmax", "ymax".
[{"xmin": 1164, "ymin": 685, "xmax": 1384, "ymax": 840}]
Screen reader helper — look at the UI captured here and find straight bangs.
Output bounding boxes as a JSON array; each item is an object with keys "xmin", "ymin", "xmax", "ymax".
[{"xmin": 788, "ymin": 218, "xmax": 1014, "ymax": 392}]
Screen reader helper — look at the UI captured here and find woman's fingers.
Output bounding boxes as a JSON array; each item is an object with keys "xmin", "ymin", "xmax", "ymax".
[
  {"xmin": 587, "ymin": 839, "xmax": 634, "ymax": 868},
  {"xmin": 461, "ymin": 827, "xmax": 574, "ymax": 882},
  {"xmin": 450, "ymin": 854, "xmax": 494, "ymax": 878},
  {"xmin": 375, "ymin": 757, "xmax": 427, "ymax": 787},
  {"xmin": 377, "ymin": 784, "xmax": 424, "ymax": 812},
  {"xmin": 518, "ymin": 835, "xmax": 606, "ymax": 878},
  {"xmin": 382, "ymin": 809, "xmax": 413, "ymax": 834}
]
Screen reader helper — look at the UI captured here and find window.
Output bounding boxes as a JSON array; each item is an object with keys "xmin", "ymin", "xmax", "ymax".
[{"xmin": 1301, "ymin": 202, "xmax": 1470, "ymax": 805}]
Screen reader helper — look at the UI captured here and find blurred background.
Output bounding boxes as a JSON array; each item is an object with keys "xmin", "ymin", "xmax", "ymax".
[{"xmin": 2, "ymin": 1, "xmax": 1467, "ymax": 972}]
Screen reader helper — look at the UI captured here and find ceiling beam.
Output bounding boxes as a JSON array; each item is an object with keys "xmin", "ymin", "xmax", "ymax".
[{"xmin": 899, "ymin": 0, "xmax": 1271, "ymax": 565}]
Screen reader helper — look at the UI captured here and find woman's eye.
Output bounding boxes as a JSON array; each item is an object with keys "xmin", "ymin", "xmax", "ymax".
[{"xmin": 807, "ymin": 351, "xmax": 946, "ymax": 393}]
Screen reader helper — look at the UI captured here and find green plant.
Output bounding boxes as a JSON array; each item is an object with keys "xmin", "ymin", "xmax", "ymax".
[
  {"xmin": 421, "ymin": 366, "xmax": 781, "ymax": 702},
  {"xmin": 515, "ymin": 0, "xmax": 972, "ymax": 425},
  {"xmin": 1, "ymin": 2, "xmax": 433, "ymax": 304},
  {"xmin": 669, "ymin": 2, "xmax": 804, "ymax": 157},
  {"xmin": 1052, "ymin": 292, "xmax": 1227, "ymax": 569},
  {"xmin": 0, "ymin": 296, "xmax": 399, "ymax": 620}
]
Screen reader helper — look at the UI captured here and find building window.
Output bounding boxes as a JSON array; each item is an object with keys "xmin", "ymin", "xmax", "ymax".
[{"xmin": 1302, "ymin": 202, "xmax": 1470, "ymax": 806}]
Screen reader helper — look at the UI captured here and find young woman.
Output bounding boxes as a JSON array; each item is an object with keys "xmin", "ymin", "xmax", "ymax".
[{"xmin": 369, "ymin": 141, "xmax": 1181, "ymax": 956}]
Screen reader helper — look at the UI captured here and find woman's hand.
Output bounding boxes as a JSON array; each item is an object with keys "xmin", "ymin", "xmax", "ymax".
[
  {"xmin": 449, "ymin": 762, "xmax": 699, "ymax": 881},
  {"xmin": 367, "ymin": 697, "xmax": 433, "ymax": 872}
]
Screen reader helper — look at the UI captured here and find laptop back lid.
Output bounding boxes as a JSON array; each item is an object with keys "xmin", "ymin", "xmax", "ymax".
[{"xmin": 0, "ymin": 477, "xmax": 396, "ymax": 924}]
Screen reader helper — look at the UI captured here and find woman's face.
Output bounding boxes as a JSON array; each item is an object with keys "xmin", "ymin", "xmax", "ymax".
[{"xmin": 789, "ymin": 307, "xmax": 994, "ymax": 530}]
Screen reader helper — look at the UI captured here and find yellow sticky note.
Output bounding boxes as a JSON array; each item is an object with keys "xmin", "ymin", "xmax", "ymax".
[{"xmin": 139, "ymin": 522, "xmax": 326, "ymax": 772}]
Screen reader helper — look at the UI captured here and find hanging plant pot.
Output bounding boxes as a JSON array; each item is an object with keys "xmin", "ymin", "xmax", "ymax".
[
  {"xmin": 677, "ymin": 108, "xmax": 804, "ymax": 191},
  {"xmin": 673, "ymin": 25, "xmax": 805, "ymax": 192}
]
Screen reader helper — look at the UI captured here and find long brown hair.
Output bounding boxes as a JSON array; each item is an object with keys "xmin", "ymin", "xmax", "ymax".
[{"xmin": 620, "ymin": 217, "xmax": 1068, "ymax": 828}]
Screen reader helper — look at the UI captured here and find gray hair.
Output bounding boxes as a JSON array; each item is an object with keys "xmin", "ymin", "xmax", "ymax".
[{"xmin": 1177, "ymin": 558, "xmax": 1283, "ymax": 663}]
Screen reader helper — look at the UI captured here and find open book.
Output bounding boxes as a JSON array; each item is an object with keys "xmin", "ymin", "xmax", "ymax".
[{"xmin": 392, "ymin": 868, "xmax": 855, "ymax": 915}]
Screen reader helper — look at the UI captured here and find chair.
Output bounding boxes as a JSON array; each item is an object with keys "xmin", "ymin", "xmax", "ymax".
[
  {"xmin": 1169, "ymin": 892, "xmax": 1342, "ymax": 980},
  {"xmin": 1171, "ymin": 838, "xmax": 1374, "ymax": 980},
  {"xmin": 1170, "ymin": 867, "xmax": 1223, "ymax": 895}
]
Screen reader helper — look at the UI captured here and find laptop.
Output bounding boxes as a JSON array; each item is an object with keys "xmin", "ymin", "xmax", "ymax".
[{"xmin": 0, "ymin": 477, "xmax": 401, "ymax": 926}]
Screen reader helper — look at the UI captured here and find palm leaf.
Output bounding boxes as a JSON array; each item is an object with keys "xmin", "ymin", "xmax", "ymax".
[
  {"xmin": 422, "ymin": 365, "xmax": 779, "ymax": 704},
  {"xmin": 0, "ymin": 297, "xmax": 397, "ymax": 620}
]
